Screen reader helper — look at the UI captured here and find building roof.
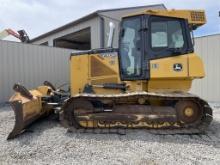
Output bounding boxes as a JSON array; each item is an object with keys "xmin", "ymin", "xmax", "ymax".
[
  {"xmin": 195, "ymin": 33, "xmax": 220, "ymax": 39},
  {"xmin": 30, "ymin": 4, "xmax": 166, "ymax": 42}
]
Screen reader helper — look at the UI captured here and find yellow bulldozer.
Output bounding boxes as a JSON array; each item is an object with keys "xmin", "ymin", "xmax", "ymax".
[{"xmin": 7, "ymin": 9, "xmax": 213, "ymax": 139}]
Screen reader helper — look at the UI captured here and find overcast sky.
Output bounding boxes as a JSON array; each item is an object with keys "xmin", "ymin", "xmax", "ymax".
[{"xmin": 0, "ymin": 0, "xmax": 219, "ymax": 39}]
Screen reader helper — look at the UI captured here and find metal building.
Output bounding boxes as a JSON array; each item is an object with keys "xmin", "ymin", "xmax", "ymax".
[
  {"xmin": 30, "ymin": 4, "xmax": 166, "ymax": 49},
  {"xmin": 191, "ymin": 34, "xmax": 220, "ymax": 103},
  {"xmin": 0, "ymin": 40, "xmax": 72, "ymax": 103}
]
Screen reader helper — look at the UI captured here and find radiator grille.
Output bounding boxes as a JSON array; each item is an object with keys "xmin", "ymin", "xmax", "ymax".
[{"xmin": 191, "ymin": 11, "xmax": 205, "ymax": 22}]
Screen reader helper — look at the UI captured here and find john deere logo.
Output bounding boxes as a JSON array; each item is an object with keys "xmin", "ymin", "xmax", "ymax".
[{"xmin": 173, "ymin": 63, "xmax": 183, "ymax": 72}]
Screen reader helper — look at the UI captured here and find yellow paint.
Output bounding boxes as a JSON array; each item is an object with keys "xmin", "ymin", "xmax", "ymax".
[
  {"xmin": 70, "ymin": 53, "xmax": 121, "ymax": 95},
  {"xmin": 126, "ymin": 81, "xmax": 148, "ymax": 92},
  {"xmin": 23, "ymin": 98, "xmax": 42, "ymax": 120},
  {"xmin": 188, "ymin": 53, "xmax": 205, "ymax": 78},
  {"xmin": 147, "ymin": 53, "xmax": 205, "ymax": 92},
  {"xmin": 70, "ymin": 55, "xmax": 89, "ymax": 95},
  {"xmin": 37, "ymin": 86, "xmax": 51, "ymax": 95},
  {"xmin": 79, "ymin": 121, "xmax": 181, "ymax": 128},
  {"xmin": 9, "ymin": 85, "xmax": 53, "ymax": 122},
  {"xmin": 184, "ymin": 107, "xmax": 194, "ymax": 117},
  {"xmin": 150, "ymin": 54, "xmax": 188, "ymax": 79},
  {"xmin": 148, "ymin": 79, "xmax": 192, "ymax": 92},
  {"xmin": 127, "ymin": 9, "xmax": 206, "ymax": 28},
  {"xmin": 69, "ymin": 52, "xmax": 205, "ymax": 94}
]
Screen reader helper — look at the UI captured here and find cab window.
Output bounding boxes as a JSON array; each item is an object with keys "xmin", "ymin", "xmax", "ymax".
[
  {"xmin": 151, "ymin": 19, "xmax": 185, "ymax": 51},
  {"xmin": 119, "ymin": 17, "xmax": 142, "ymax": 77}
]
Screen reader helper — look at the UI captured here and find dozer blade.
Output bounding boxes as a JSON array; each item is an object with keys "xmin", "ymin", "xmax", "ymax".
[{"xmin": 7, "ymin": 83, "xmax": 54, "ymax": 139}]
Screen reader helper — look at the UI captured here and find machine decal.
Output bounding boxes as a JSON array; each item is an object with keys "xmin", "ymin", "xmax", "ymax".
[
  {"xmin": 100, "ymin": 52, "xmax": 117, "ymax": 58},
  {"xmin": 151, "ymin": 63, "xmax": 159, "ymax": 69},
  {"xmin": 173, "ymin": 63, "xmax": 183, "ymax": 72}
]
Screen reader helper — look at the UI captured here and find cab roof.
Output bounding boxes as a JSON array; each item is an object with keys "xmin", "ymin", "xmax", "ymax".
[{"xmin": 125, "ymin": 9, "xmax": 206, "ymax": 29}]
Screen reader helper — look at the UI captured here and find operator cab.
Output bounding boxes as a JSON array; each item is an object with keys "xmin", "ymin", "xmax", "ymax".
[{"xmin": 119, "ymin": 14, "xmax": 193, "ymax": 80}]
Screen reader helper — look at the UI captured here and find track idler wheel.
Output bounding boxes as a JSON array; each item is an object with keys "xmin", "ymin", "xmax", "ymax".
[{"xmin": 175, "ymin": 100, "xmax": 202, "ymax": 125}]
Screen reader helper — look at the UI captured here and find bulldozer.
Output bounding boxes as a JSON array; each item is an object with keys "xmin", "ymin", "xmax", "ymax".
[{"xmin": 7, "ymin": 9, "xmax": 213, "ymax": 139}]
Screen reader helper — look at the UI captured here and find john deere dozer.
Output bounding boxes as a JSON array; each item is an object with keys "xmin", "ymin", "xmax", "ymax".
[{"xmin": 7, "ymin": 9, "xmax": 213, "ymax": 139}]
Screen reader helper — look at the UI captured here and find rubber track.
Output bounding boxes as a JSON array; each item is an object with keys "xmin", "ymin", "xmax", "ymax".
[{"xmin": 66, "ymin": 92, "xmax": 213, "ymax": 135}]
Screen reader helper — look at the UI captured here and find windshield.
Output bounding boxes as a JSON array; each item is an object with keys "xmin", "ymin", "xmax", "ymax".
[{"xmin": 119, "ymin": 17, "xmax": 142, "ymax": 77}]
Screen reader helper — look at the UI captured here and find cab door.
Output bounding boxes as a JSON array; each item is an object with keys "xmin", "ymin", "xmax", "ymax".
[
  {"xmin": 118, "ymin": 16, "xmax": 149, "ymax": 81},
  {"xmin": 146, "ymin": 15, "xmax": 194, "ymax": 79}
]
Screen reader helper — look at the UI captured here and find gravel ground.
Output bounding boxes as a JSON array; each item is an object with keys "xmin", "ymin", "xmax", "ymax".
[{"xmin": 0, "ymin": 104, "xmax": 220, "ymax": 165}]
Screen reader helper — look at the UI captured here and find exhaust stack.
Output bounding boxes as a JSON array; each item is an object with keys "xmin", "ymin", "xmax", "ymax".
[{"xmin": 107, "ymin": 22, "xmax": 115, "ymax": 48}]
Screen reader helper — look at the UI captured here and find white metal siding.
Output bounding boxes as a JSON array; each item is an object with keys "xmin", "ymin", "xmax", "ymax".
[
  {"xmin": 0, "ymin": 40, "xmax": 72, "ymax": 103},
  {"xmin": 191, "ymin": 34, "xmax": 220, "ymax": 102}
]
